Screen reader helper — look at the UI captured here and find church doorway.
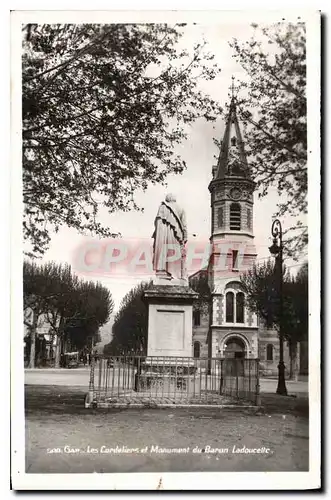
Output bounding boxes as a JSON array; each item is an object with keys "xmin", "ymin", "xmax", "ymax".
[
  {"xmin": 223, "ymin": 336, "xmax": 246, "ymax": 375},
  {"xmin": 223, "ymin": 336, "xmax": 246, "ymax": 358}
]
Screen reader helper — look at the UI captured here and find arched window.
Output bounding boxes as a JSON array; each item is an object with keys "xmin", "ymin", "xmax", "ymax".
[
  {"xmin": 226, "ymin": 292, "xmax": 234, "ymax": 322},
  {"xmin": 266, "ymin": 344, "xmax": 274, "ymax": 361},
  {"xmin": 247, "ymin": 208, "xmax": 252, "ymax": 230},
  {"xmin": 225, "ymin": 286, "xmax": 246, "ymax": 324},
  {"xmin": 193, "ymin": 309, "xmax": 201, "ymax": 327},
  {"xmin": 236, "ymin": 292, "xmax": 245, "ymax": 323},
  {"xmin": 193, "ymin": 341, "xmax": 201, "ymax": 358},
  {"xmin": 217, "ymin": 206, "xmax": 224, "ymax": 228},
  {"xmin": 230, "ymin": 203, "xmax": 241, "ymax": 230}
]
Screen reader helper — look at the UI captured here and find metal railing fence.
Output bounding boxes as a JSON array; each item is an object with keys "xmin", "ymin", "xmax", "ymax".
[{"xmin": 87, "ymin": 355, "xmax": 260, "ymax": 406}]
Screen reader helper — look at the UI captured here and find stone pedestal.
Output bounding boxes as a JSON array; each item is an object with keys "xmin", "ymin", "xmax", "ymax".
[{"xmin": 144, "ymin": 283, "xmax": 198, "ymax": 358}]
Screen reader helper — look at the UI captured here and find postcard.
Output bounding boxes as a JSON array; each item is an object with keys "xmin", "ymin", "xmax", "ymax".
[{"xmin": 11, "ymin": 9, "xmax": 321, "ymax": 491}]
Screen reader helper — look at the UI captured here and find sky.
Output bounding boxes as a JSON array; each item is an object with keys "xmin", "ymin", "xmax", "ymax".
[{"xmin": 35, "ymin": 22, "xmax": 307, "ymax": 318}]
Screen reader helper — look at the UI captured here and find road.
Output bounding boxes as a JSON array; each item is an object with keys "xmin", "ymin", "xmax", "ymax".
[
  {"xmin": 24, "ymin": 384, "xmax": 309, "ymax": 473},
  {"xmin": 25, "ymin": 368, "xmax": 309, "ymax": 395}
]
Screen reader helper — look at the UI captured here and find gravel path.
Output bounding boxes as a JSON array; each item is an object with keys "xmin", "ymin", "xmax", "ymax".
[{"xmin": 25, "ymin": 385, "xmax": 309, "ymax": 473}]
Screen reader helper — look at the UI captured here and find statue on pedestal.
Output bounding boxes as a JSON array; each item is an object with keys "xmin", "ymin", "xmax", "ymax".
[{"xmin": 152, "ymin": 193, "xmax": 187, "ymax": 281}]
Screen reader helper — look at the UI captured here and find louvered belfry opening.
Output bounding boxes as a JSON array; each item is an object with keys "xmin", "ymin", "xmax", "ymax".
[{"xmin": 230, "ymin": 202, "xmax": 241, "ymax": 230}]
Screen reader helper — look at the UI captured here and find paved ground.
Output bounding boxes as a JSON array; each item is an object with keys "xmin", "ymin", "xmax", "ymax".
[
  {"xmin": 24, "ymin": 382, "xmax": 309, "ymax": 474},
  {"xmin": 25, "ymin": 368, "xmax": 309, "ymax": 395}
]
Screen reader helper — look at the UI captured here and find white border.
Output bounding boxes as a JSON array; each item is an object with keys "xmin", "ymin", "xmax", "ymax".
[{"xmin": 10, "ymin": 9, "xmax": 321, "ymax": 491}]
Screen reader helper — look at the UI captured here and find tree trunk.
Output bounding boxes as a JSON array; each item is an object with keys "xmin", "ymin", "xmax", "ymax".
[
  {"xmin": 28, "ymin": 309, "xmax": 39, "ymax": 368},
  {"xmin": 49, "ymin": 331, "xmax": 55, "ymax": 364},
  {"xmin": 54, "ymin": 316, "xmax": 65, "ymax": 368},
  {"xmin": 289, "ymin": 356, "xmax": 293, "ymax": 380},
  {"xmin": 289, "ymin": 341, "xmax": 298, "ymax": 380},
  {"xmin": 54, "ymin": 336, "xmax": 61, "ymax": 368}
]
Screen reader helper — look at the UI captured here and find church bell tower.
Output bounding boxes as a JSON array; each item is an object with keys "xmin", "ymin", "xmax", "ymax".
[{"xmin": 207, "ymin": 85, "xmax": 258, "ymax": 359}]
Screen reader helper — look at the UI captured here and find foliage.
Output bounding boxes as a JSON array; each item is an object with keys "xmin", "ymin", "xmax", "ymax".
[
  {"xmin": 63, "ymin": 280, "xmax": 111, "ymax": 350},
  {"xmin": 24, "ymin": 260, "xmax": 114, "ymax": 366},
  {"xmin": 24, "ymin": 260, "xmax": 59, "ymax": 316},
  {"xmin": 284, "ymin": 261, "xmax": 308, "ymax": 342},
  {"xmin": 24, "ymin": 260, "xmax": 64, "ymax": 368},
  {"xmin": 189, "ymin": 269, "xmax": 212, "ymax": 315},
  {"xmin": 230, "ymin": 23, "xmax": 307, "ymax": 257},
  {"xmin": 105, "ymin": 281, "xmax": 151, "ymax": 355},
  {"xmin": 240, "ymin": 260, "xmax": 308, "ymax": 344},
  {"xmin": 22, "ymin": 23, "xmax": 221, "ymax": 255}
]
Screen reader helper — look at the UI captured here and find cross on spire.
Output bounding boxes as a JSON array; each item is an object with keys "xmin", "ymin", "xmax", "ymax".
[
  {"xmin": 231, "ymin": 75, "xmax": 235, "ymax": 99},
  {"xmin": 230, "ymin": 75, "xmax": 240, "ymax": 103}
]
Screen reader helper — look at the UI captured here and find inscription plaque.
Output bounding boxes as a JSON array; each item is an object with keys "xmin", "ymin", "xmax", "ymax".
[{"xmin": 154, "ymin": 310, "xmax": 184, "ymax": 351}]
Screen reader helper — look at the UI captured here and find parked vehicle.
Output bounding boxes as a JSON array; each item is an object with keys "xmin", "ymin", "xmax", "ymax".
[{"xmin": 64, "ymin": 351, "xmax": 80, "ymax": 368}]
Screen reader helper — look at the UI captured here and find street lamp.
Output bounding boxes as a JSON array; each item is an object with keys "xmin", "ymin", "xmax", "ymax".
[{"xmin": 269, "ymin": 219, "xmax": 287, "ymax": 396}]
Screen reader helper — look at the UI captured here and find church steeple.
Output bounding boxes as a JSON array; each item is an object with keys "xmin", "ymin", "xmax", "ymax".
[
  {"xmin": 213, "ymin": 93, "xmax": 250, "ymax": 181},
  {"xmin": 206, "ymin": 79, "xmax": 259, "ymax": 362},
  {"xmin": 208, "ymin": 81, "xmax": 256, "ymax": 242}
]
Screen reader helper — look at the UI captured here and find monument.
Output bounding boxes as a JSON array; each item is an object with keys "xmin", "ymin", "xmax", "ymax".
[
  {"xmin": 152, "ymin": 193, "xmax": 188, "ymax": 283},
  {"xmin": 144, "ymin": 194, "xmax": 198, "ymax": 358}
]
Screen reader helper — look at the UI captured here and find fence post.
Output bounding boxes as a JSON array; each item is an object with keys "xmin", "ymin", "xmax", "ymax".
[
  {"xmin": 219, "ymin": 359, "xmax": 223, "ymax": 395},
  {"xmin": 248, "ymin": 359, "xmax": 251, "ymax": 396},
  {"xmin": 134, "ymin": 357, "xmax": 141, "ymax": 392},
  {"xmin": 87, "ymin": 354, "xmax": 95, "ymax": 407},
  {"xmin": 255, "ymin": 359, "xmax": 261, "ymax": 406},
  {"xmin": 97, "ymin": 356, "xmax": 102, "ymax": 401},
  {"xmin": 236, "ymin": 360, "xmax": 239, "ymax": 398}
]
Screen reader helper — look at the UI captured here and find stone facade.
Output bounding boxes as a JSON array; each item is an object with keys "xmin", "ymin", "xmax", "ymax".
[
  {"xmin": 144, "ymin": 284, "xmax": 198, "ymax": 357},
  {"xmin": 192, "ymin": 310, "xmax": 302, "ymax": 378},
  {"xmin": 258, "ymin": 328, "xmax": 295, "ymax": 378},
  {"xmin": 192, "ymin": 310, "xmax": 209, "ymax": 358}
]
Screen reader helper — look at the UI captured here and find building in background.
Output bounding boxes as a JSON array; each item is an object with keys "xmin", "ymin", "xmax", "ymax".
[
  {"xmin": 190, "ymin": 96, "xmax": 302, "ymax": 378},
  {"xmin": 24, "ymin": 310, "xmax": 57, "ymax": 367}
]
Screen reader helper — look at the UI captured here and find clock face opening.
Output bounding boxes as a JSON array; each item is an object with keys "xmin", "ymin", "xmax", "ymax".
[{"xmin": 230, "ymin": 188, "xmax": 242, "ymax": 200}]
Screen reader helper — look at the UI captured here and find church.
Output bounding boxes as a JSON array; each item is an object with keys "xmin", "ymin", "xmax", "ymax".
[{"xmin": 189, "ymin": 95, "xmax": 306, "ymax": 379}]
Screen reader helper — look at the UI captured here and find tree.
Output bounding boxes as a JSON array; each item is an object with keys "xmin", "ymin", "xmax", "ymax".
[
  {"xmin": 44, "ymin": 268, "xmax": 114, "ymax": 366},
  {"xmin": 24, "ymin": 260, "xmax": 114, "ymax": 367},
  {"xmin": 105, "ymin": 281, "xmax": 151, "ymax": 355},
  {"xmin": 189, "ymin": 269, "xmax": 212, "ymax": 315},
  {"xmin": 282, "ymin": 261, "xmax": 308, "ymax": 377},
  {"xmin": 240, "ymin": 260, "xmax": 308, "ymax": 380},
  {"xmin": 41, "ymin": 263, "xmax": 79, "ymax": 366},
  {"xmin": 230, "ymin": 23, "xmax": 307, "ymax": 257},
  {"xmin": 24, "ymin": 260, "xmax": 60, "ymax": 368},
  {"xmin": 23, "ymin": 23, "xmax": 221, "ymax": 256},
  {"xmin": 63, "ymin": 280, "xmax": 113, "ymax": 354}
]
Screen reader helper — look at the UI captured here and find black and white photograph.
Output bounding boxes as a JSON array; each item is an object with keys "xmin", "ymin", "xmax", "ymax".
[{"xmin": 10, "ymin": 9, "xmax": 320, "ymax": 490}]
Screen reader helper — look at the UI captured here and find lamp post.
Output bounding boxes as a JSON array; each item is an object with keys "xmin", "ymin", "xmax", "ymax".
[{"xmin": 269, "ymin": 219, "xmax": 287, "ymax": 396}]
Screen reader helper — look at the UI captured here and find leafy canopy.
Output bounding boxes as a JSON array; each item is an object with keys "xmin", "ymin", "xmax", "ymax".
[
  {"xmin": 230, "ymin": 23, "xmax": 307, "ymax": 257},
  {"xmin": 23, "ymin": 23, "xmax": 221, "ymax": 256},
  {"xmin": 240, "ymin": 259, "xmax": 308, "ymax": 344},
  {"xmin": 24, "ymin": 260, "xmax": 114, "ymax": 350},
  {"xmin": 105, "ymin": 280, "xmax": 151, "ymax": 355},
  {"xmin": 189, "ymin": 269, "xmax": 212, "ymax": 315}
]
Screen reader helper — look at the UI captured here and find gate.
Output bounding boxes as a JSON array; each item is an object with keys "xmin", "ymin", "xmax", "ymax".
[{"xmin": 85, "ymin": 356, "xmax": 260, "ymax": 407}]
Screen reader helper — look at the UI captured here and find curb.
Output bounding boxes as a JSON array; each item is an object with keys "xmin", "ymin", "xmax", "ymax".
[{"xmin": 85, "ymin": 401, "xmax": 259, "ymax": 409}]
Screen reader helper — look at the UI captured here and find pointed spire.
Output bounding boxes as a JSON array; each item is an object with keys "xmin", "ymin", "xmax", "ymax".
[{"xmin": 213, "ymin": 78, "xmax": 250, "ymax": 180}]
